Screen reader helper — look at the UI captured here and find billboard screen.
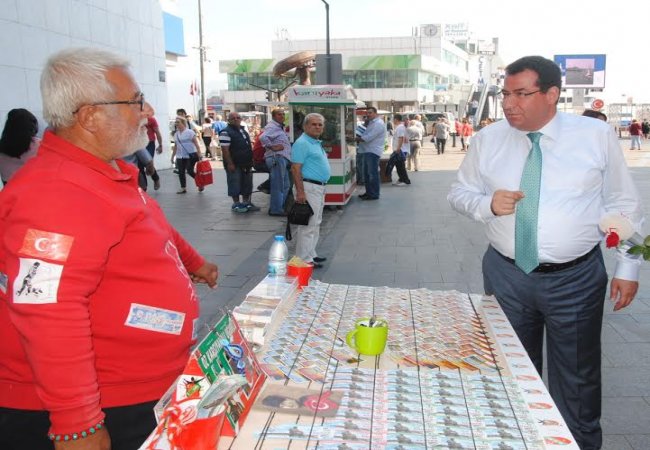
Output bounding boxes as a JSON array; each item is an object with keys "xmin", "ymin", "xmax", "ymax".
[{"xmin": 554, "ymin": 54, "xmax": 606, "ymax": 89}]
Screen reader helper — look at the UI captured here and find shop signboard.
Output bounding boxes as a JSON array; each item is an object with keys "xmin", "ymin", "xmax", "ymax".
[{"xmin": 287, "ymin": 85, "xmax": 357, "ymax": 105}]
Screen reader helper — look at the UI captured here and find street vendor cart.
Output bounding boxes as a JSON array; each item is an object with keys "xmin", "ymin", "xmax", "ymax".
[{"xmin": 287, "ymin": 85, "xmax": 361, "ymax": 207}]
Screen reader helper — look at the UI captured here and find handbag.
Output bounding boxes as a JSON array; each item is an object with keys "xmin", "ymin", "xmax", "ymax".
[
  {"xmin": 285, "ymin": 201, "xmax": 314, "ymax": 241},
  {"xmin": 194, "ymin": 159, "xmax": 213, "ymax": 187}
]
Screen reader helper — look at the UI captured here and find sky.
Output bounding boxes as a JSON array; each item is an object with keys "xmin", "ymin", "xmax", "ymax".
[{"xmin": 165, "ymin": 0, "xmax": 647, "ymax": 114}]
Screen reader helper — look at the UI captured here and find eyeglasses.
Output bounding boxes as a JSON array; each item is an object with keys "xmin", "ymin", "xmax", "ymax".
[
  {"xmin": 73, "ymin": 93, "xmax": 145, "ymax": 114},
  {"xmin": 497, "ymin": 90, "xmax": 541, "ymax": 101}
]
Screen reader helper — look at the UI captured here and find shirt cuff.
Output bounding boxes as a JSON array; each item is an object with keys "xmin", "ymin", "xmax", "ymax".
[
  {"xmin": 613, "ymin": 254, "xmax": 641, "ymax": 281},
  {"xmin": 479, "ymin": 196, "xmax": 496, "ymax": 222},
  {"xmin": 50, "ymin": 405, "xmax": 105, "ymax": 436}
]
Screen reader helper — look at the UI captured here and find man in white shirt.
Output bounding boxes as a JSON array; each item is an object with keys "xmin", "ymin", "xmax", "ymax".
[
  {"xmin": 448, "ymin": 56, "xmax": 643, "ymax": 450},
  {"xmin": 391, "ymin": 114, "xmax": 411, "ymax": 186},
  {"xmin": 434, "ymin": 118, "xmax": 450, "ymax": 155}
]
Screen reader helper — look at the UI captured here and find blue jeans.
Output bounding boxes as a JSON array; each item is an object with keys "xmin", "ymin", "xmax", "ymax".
[
  {"xmin": 363, "ymin": 153, "xmax": 380, "ymax": 198},
  {"xmin": 265, "ymin": 155, "xmax": 290, "ymax": 214},
  {"xmin": 224, "ymin": 164, "xmax": 253, "ymax": 197},
  {"xmin": 356, "ymin": 152, "xmax": 365, "ymax": 184}
]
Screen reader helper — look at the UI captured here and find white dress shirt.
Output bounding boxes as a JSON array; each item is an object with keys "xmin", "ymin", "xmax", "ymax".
[
  {"xmin": 359, "ymin": 117, "xmax": 387, "ymax": 157},
  {"xmin": 448, "ymin": 112, "xmax": 644, "ymax": 281}
]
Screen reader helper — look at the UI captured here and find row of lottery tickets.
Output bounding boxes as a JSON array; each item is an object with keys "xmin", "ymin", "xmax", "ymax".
[
  {"xmin": 257, "ymin": 368, "xmax": 559, "ymax": 449},
  {"xmin": 250, "ymin": 282, "xmax": 578, "ymax": 449}
]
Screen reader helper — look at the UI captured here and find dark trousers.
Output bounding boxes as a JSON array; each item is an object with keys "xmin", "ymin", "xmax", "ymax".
[
  {"xmin": 140, "ymin": 140, "xmax": 160, "ymax": 191},
  {"xmin": 253, "ymin": 161, "xmax": 271, "ymax": 192},
  {"xmin": 483, "ymin": 245, "xmax": 607, "ymax": 450},
  {"xmin": 0, "ymin": 401, "xmax": 157, "ymax": 450},
  {"xmin": 176, "ymin": 153, "xmax": 199, "ymax": 188},
  {"xmin": 356, "ymin": 152, "xmax": 365, "ymax": 184},
  {"xmin": 395, "ymin": 152, "xmax": 410, "ymax": 183},
  {"xmin": 436, "ymin": 138, "xmax": 447, "ymax": 154},
  {"xmin": 202, "ymin": 136, "xmax": 213, "ymax": 158},
  {"xmin": 145, "ymin": 140, "xmax": 156, "ymax": 158}
]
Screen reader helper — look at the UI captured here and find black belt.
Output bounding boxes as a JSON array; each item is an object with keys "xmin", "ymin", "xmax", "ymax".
[
  {"xmin": 303, "ymin": 178, "xmax": 327, "ymax": 186},
  {"xmin": 409, "ymin": 139, "xmax": 420, "ymax": 141},
  {"xmin": 495, "ymin": 245, "xmax": 599, "ymax": 273}
]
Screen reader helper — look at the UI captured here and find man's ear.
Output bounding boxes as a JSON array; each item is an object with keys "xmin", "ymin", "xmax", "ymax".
[
  {"xmin": 75, "ymin": 106, "xmax": 102, "ymax": 133},
  {"xmin": 547, "ymin": 86, "xmax": 561, "ymax": 105}
]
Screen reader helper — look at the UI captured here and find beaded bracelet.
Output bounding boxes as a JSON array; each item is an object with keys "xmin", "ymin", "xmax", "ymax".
[{"xmin": 48, "ymin": 419, "xmax": 105, "ymax": 442}]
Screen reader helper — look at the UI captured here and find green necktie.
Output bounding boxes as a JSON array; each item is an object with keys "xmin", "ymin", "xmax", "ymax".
[{"xmin": 515, "ymin": 132, "xmax": 543, "ymax": 274}]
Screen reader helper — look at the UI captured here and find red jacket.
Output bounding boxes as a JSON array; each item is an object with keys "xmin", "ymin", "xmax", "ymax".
[
  {"xmin": 629, "ymin": 122, "xmax": 642, "ymax": 136},
  {"xmin": 0, "ymin": 131, "xmax": 205, "ymax": 434}
]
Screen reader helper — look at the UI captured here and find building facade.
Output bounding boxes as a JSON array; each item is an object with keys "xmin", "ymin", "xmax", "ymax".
[
  {"xmin": 220, "ymin": 24, "xmax": 504, "ymax": 116},
  {"xmin": 0, "ymin": 0, "xmax": 183, "ymax": 168}
]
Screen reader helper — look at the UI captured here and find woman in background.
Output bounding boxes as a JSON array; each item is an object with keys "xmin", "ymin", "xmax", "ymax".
[
  {"xmin": 0, "ymin": 108, "xmax": 40, "ymax": 185},
  {"xmin": 171, "ymin": 116, "xmax": 202, "ymax": 194},
  {"xmin": 201, "ymin": 117, "xmax": 215, "ymax": 159}
]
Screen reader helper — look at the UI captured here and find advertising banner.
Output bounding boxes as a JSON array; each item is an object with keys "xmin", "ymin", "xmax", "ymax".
[{"xmin": 554, "ymin": 54, "xmax": 606, "ymax": 89}]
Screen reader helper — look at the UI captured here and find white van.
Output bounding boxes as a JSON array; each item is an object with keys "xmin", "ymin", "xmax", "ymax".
[{"xmin": 408, "ymin": 111, "xmax": 456, "ymax": 136}]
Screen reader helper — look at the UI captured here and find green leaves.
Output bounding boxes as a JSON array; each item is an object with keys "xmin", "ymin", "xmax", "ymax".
[{"xmin": 627, "ymin": 245, "xmax": 650, "ymax": 261}]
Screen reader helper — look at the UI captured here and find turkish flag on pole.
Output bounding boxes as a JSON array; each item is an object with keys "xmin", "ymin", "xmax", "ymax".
[{"xmin": 190, "ymin": 80, "xmax": 199, "ymax": 96}]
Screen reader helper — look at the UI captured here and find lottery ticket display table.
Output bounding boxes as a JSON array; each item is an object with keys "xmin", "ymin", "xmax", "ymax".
[{"xmin": 219, "ymin": 282, "xmax": 579, "ymax": 450}]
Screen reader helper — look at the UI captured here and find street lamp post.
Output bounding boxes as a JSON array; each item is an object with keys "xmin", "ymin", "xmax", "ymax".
[
  {"xmin": 321, "ymin": 0, "xmax": 331, "ymax": 84},
  {"xmin": 197, "ymin": 0, "xmax": 207, "ymax": 119}
]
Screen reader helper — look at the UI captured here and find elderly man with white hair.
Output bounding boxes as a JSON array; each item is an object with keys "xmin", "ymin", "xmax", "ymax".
[
  {"xmin": 0, "ymin": 47, "xmax": 218, "ymax": 450},
  {"xmin": 290, "ymin": 113, "xmax": 331, "ymax": 268}
]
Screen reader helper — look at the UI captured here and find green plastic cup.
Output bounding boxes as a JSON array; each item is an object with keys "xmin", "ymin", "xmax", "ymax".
[{"xmin": 346, "ymin": 318, "xmax": 388, "ymax": 356}]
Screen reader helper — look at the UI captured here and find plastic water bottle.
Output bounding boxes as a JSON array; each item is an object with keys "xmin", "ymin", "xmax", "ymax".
[{"xmin": 268, "ymin": 235, "xmax": 288, "ymax": 276}]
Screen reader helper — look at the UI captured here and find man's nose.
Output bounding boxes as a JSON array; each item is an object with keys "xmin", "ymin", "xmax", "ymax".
[{"xmin": 143, "ymin": 101, "xmax": 155, "ymax": 117}]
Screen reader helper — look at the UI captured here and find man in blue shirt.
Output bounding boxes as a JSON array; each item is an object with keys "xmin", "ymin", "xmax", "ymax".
[
  {"xmin": 356, "ymin": 107, "xmax": 386, "ymax": 200},
  {"xmin": 260, "ymin": 109, "xmax": 291, "ymax": 216},
  {"xmin": 211, "ymin": 114, "xmax": 227, "ymax": 160},
  {"xmin": 291, "ymin": 113, "xmax": 331, "ymax": 268}
]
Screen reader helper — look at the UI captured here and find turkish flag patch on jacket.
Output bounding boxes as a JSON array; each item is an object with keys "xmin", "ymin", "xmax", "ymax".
[{"xmin": 18, "ymin": 229, "xmax": 74, "ymax": 262}]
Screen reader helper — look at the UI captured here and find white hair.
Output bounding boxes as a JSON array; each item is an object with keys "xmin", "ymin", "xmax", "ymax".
[
  {"xmin": 303, "ymin": 113, "xmax": 325, "ymax": 126},
  {"xmin": 41, "ymin": 47, "xmax": 131, "ymax": 129}
]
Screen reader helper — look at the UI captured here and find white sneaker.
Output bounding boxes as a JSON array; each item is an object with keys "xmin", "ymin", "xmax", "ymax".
[{"xmin": 395, "ymin": 182, "xmax": 406, "ymax": 187}]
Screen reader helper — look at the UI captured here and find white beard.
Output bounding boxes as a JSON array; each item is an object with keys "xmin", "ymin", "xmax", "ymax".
[{"xmin": 108, "ymin": 122, "xmax": 149, "ymax": 159}]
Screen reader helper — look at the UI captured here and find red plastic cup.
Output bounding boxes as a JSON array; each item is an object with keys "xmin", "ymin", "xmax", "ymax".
[{"xmin": 287, "ymin": 263, "xmax": 313, "ymax": 288}]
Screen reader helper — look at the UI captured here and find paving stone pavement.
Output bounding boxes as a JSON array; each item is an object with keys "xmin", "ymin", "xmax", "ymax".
[{"xmin": 154, "ymin": 138, "xmax": 650, "ymax": 449}]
